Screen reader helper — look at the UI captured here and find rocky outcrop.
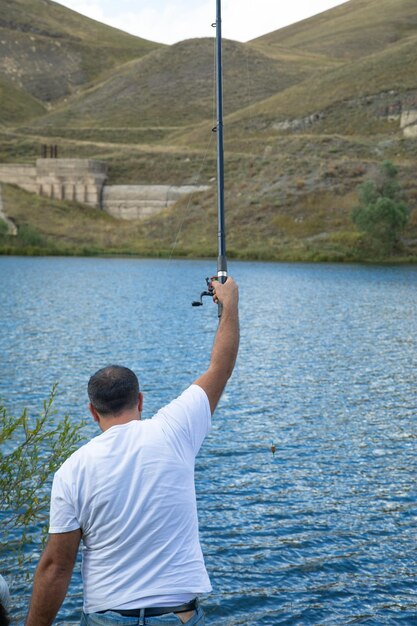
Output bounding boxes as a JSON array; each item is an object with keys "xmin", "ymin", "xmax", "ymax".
[
  {"xmin": 272, "ymin": 112, "xmax": 324, "ymax": 132},
  {"xmin": 271, "ymin": 91, "xmax": 417, "ymax": 138},
  {"xmin": 0, "ymin": 185, "xmax": 18, "ymax": 235},
  {"xmin": 401, "ymin": 110, "xmax": 417, "ymax": 138}
]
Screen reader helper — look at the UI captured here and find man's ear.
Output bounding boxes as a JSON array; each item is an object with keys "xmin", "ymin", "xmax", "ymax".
[
  {"xmin": 138, "ymin": 392, "xmax": 144, "ymax": 414},
  {"xmin": 89, "ymin": 402, "xmax": 100, "ymax": 423}
]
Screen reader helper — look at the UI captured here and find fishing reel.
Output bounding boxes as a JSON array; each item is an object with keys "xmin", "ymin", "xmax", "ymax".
[{"xmin": 192, "ymin": 276, "xmax": 217, "ymax": 307}]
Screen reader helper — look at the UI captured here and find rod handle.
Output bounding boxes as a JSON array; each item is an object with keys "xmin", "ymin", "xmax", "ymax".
[{"xmin": 217, "ymin": 272, "xmax": 227, "ymax": 319}]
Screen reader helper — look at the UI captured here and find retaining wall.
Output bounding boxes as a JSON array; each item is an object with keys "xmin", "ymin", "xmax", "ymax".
[
  {"xmin": 103, "ymin": 184, "xmax": 210, "ymax": 219},
  {"xmin": 36, "ymin": 159, "xmax": 107, "ymax": 208},
  {"xmin": 0, "ymin": 159, "xmax": 107, "ymax": 208},
  {"xmin": 0, "ymin": 164, "xmax": 37, "ymax": 193},
  {"xmin": 0, "ymin": 159, "xmax": 210, "ymax": 219}
]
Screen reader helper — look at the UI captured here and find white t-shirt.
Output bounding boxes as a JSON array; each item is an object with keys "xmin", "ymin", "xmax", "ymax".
[
  {"xmin": 0, "ymin": 574, "xmax": 10, "ymax": 611},
  {"xmin": 49, "ymin": 384, "xmax": 212, "ymax": 613}
]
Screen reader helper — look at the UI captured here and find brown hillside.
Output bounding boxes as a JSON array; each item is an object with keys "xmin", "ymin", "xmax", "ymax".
[
  {"xmin": 0, "ymin": 75, "xmax": 46, "ymax": 124},
  {"xmin": 29, "ymin": 37, "xmax": 318, "ymax": 130},
  {"xmin": 0, "ymin": 0, "xmax": 162, "ymax": 102},
  {"xmin": 252, "ymin": 0, "xmax": 417, "ymax": 60},
  {"xmin": 217, "ymin": 31, "xmax": 417, "ymax": 141}
]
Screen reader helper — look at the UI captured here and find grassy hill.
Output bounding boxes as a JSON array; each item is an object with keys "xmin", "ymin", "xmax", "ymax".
[
  {"xmin": 0, "ymin": 76, "xmax": 46, "ymax": 125},
  {"xmin": 220, "ymin": 32, "xmax": 417, "ymax": 141},
  {"xmin": 1, "ymin": 0, "xmax": 417, "ymax": 262},
  {"xmin": 0, "ymin": 0, "xmax": 162, "ymax": 106},
  {"xmin": 26, "ymin": 37, "xmax": 326, "ymax": 132},
  {"xmin": 252, "ymin": 0, "xmax": 417, "ymax": 60}
]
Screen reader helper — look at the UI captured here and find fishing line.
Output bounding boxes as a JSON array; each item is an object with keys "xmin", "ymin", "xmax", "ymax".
[
  {"xmin": 244, "ymin": 39, "xmax": 259, "ymax": 165},
  {"xmin": 212, "ymin": 30, "xmax": 217, "ymax": 130},
  {"xmin": 167, "ymin": 131, "xmax": 215, "ymax": 262},
  {"xmin": 245, "ymin": 38, "xmax": 252, "ymax": 110},
  {"xmin": 167, "ymin": 29, "xmax": 219, "ymax": 262}
]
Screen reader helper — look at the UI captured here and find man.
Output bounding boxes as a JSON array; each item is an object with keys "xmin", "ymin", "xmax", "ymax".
[{"xmin": 26, "ymin": 277, "xmax": 239, "ymax": 626}]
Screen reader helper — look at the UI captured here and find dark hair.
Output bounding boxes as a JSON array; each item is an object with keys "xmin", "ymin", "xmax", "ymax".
[
  {"xmin": 88, "ymin": 365, "xmax": 140, "ymax": 417},
  {"xmin": 0, "ymin": 603, "xmax": 10, "ymax": 626}
]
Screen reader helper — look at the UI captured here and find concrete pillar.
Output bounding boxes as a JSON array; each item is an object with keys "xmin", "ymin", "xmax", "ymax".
[
  {"xmin": 52, "ymin": 184, "xmax": 61, "ymax": 199},
  {"xmin": 76, "ymin": 186, "xmax": 82, "ymax": 203}
]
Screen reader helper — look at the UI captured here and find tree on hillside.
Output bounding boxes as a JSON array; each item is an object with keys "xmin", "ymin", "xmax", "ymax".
[{"xmin": 352, "ymin": 160, "xmax": 409, "ymax": 255}]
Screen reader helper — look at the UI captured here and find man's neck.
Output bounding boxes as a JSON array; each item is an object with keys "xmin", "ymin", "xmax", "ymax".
[
  {"xmin": 99, "ymin": 411, "xmax": 141, "ymax": 432},
  {"xmin": 90, "ymin": 393, "xmax": 144, "ymax": 432}
]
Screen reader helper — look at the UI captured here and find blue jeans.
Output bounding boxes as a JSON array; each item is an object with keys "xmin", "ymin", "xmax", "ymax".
[{"xmin": 80, "ymin": 606, "xmax": 205, "ymax": 626}]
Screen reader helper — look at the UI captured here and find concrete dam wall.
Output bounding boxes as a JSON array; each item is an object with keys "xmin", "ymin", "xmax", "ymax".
[
  {"xmin": 103, "ymin": 184, "xmax": 210, "ymax": 219},
  {"xmin": 0, "ymin": 164, "xmax": 37, "ymax": 193},
  {"xmin": 0, "ymin": 159, "xmax": 106, "ymax": 208},
  {"xmin": 0, "ymin": 159, "xmax": 209, "ymax": 220}
]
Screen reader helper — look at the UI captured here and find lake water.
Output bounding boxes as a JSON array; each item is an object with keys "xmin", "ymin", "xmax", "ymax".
[{"xmin": 1, "ymin": 257, "xmax": 417, "ymax": 625}]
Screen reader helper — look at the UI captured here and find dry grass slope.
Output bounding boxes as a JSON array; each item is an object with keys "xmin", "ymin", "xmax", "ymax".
[
  {"xmin": 220, "ymin": 32, "xmax": 417, "ymax": 137},
  {"xmin": 0, "ymin": 76, "xmax": 46, "ymax": 125},
  {"xmin": 0, "ymin": 0, "xmax": 163, "ymax": 106},
  {"xmin": 28, "ymin": 37, "xmax": 321, "ymax": 131},
  {"xmin": 252, "ymin": 0, "xmax": 417, "ymax": 60}
]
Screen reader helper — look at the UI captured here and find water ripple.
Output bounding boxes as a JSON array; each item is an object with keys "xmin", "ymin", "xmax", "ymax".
[{"xmin": 1, "ymin": 259, "xmax": 417, "ymax": 624}]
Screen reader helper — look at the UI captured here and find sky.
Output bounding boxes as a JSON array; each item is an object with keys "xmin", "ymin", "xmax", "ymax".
[{"xmin": 54, "ymin": 0, "xmax": 350, "ymax": 44}]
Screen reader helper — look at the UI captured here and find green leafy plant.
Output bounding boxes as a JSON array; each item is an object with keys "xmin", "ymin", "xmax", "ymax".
[
  {"xmin": 352, "ymin": 160, "xmax": 409, "ymax": 255},
  {"xmin": 17, "ymin": 224, "xmax": 45, "ymax": 247},
  {"xmin": 0, "ymin": 386, "xmax": 87, "ymax": 568},
  {"xmin": 0, "ymin": 220, "xmax": 8, "ymax": 236}
]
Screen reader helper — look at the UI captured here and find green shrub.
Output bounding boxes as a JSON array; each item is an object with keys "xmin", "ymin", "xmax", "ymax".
[
  {"xmin": 18, "ymin": 224, "xmax": 47, "ymax": 247},
  {"xmin": 352, "ymin": 161, "xmax": 409, "ymax": 254},
  {"xmin": 0, "ymin": 386, "xmax": 86, "ymax": 568},
  {"xmin": 0, "ymin": 220, "xmax": 8, "ymax": 236}
]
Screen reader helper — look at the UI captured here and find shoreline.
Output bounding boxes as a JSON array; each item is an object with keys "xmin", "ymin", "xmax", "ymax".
[{"xmin": 0, "ymin": 248, "xmax": 416, "ymax": 265}]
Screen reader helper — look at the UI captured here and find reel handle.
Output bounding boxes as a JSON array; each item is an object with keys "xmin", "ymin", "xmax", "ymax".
[
  {"xmin": 191, "ymin": 275, "xmax": 227, "ymax": 318},
  {"xmin": 191, "ymin": 277, "xmax": 215, "ymax": 307}
]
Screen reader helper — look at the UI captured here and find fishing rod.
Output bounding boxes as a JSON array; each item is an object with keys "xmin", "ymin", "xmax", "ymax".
[{"xmin": 192, "ymin": 0, "xmax": 227, "ymax": 316}]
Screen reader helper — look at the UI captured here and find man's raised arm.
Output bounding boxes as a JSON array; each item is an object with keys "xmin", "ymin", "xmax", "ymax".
[{"xmin": 194, "ymin": 277, "xmax": 239, "ymax": 414}]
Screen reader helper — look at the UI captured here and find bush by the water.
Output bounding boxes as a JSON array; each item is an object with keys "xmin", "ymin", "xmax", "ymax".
[
  {"xmin": 352, "ymin": 160, "xmax": 409, "ymax": 254},
  {"xmin": 0, "ymin": 387, "xmax": 86, "ymax": 569}
]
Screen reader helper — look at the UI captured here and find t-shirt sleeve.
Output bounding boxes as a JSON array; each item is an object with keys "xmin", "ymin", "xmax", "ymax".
[
  {"xmin": 154, "ymin": 384, "xmax": 211, "ymax": 456},
  {"xmin": 49, "ymin": 468, "xmax": 81, "ymax": 534}
]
